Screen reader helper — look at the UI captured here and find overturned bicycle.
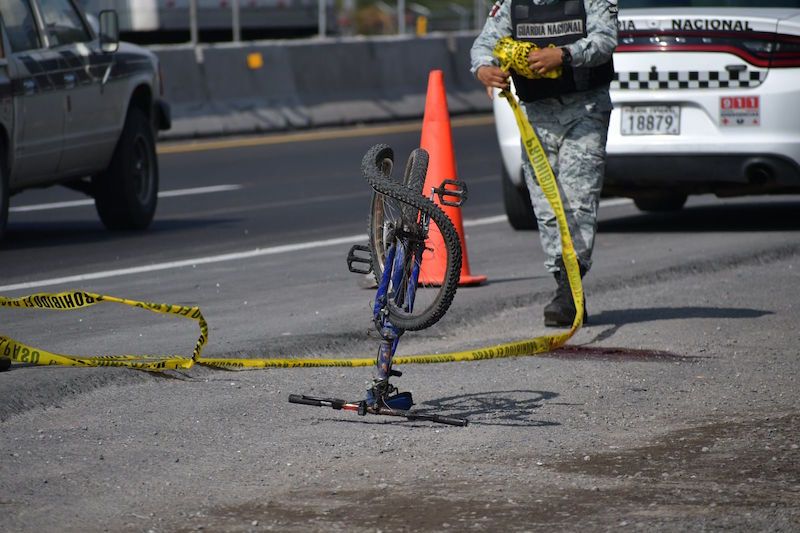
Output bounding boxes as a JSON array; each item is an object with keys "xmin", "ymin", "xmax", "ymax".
[{"xmin": 289, "ymin": 144, "xmax": 470, "ymax": 427}]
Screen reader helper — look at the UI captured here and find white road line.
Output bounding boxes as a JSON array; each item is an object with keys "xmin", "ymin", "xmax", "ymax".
[
  {"xmin": 9, "ymin": 184, "xmax": 243, "ymax": 213},
  {"xmin": 0, "ymin": 198, "xmax": 634, "ymax": 292},
  {"xmin": 463, "ymin": 214, "xmax": 508, "ymax": 227},
  {"xmin": 0, "ymin": 234, "xmax": 365, "ymax": 292}
]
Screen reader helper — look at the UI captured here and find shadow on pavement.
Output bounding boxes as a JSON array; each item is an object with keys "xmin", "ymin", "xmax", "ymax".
[
  {"xmin": 585, "ymin": 306, "xmax": 772, "ymax": 344},
  {"xmin": 599, "ymin": 200, "xmax": 800, "ymax": 232},
  {"xmin": 589, "ymin": 306, "xmax": 772, "ymax": 327},
  {"xmin": 420, "ymin": 389, "xmax": 561, "ymax": 427}
]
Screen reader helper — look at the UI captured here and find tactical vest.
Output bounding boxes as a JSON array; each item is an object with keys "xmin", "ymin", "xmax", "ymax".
[{"xmin": 510, "ymin": 0, "xmax": 614, "ymax": 102}]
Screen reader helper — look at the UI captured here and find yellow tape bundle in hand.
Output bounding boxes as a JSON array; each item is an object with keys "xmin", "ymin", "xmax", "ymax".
[{"xmin": 493, "ymin": 36, "xmax": 562, "ymax": 80}]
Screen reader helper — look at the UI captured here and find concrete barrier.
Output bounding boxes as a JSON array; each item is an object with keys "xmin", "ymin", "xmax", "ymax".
[
  {"xmin": 245, "ymin": 44, "xmax": 310, "ymax": 129},
  {"xmin": 154, "ymin": 46, "xmax": 217, "ymax": 138},
  {"xmin": 202, "ymin": 45, "xmax": 302, "ymax": 134},
  {"xmin": 449, "ymin": 32, "xmax": 494, "ymax": 112},
  {"xmin": 284, "ymin": 39, "xmax": 393, "ymax": 127},
  {"xmin": 155, "ymin": 32, "xmax": 489, "ymax": 140}
]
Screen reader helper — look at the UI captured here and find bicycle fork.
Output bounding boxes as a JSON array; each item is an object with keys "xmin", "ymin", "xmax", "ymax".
[
  {"xmin": 364, "ymin": 241, "xmax": 419, "ymax": 411},
  {"xmin": 364, "ymin": 325, "xmax": 413, "ymax": 411}
]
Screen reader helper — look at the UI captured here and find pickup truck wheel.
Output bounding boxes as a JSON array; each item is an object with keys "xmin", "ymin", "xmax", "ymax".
[
  {"xmin": 502, "ymin": 164, "xmax": 536, "ymax": 230},
  {"xmin": 0, "ymin": 154, "xmax": 8, "ymax": 241},
  {"xmin": 93, "ymin": 108, "xmax": 158, "ymax": 230}
]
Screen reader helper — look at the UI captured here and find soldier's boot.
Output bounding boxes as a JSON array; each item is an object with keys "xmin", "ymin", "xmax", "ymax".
[{"xmin": 543, "ymin": 259, "xmax": 587, "ymax": 327}]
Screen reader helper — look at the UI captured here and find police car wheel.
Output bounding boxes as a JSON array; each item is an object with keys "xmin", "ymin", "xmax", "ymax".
[
  {"xmin": 633, "ymin": 193, "xmax": 687, "ymax": 213},
  {"xmin": 502, "ymin": 164, "xmax": 536, "ymax": 230},
  {"xmin": 0, "ymin": 150, "xmax": 8, "ymax": 241},
  {"xmin": 93, "ymin": 108, "xmax": 159, "ymax": 230}
]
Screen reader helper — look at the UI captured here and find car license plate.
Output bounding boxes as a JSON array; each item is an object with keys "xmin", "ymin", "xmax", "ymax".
[{"xmin": 620, "ymin": 106, "xmax": 680, "ymax": 135}]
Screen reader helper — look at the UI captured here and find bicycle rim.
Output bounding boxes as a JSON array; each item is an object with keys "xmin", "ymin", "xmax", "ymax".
[{"xmin": 369, "ymin": 148, "xmax": 426, "ymax": 285}]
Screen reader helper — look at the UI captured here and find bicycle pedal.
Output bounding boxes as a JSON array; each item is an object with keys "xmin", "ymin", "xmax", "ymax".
[
  {"xmin": 432, "ymin": 179, "xmax": 468, "ymax": 207},
  {"xmin": 346, "ymin": 244, "xmax": 373, "ymax": 275},
  {"xmin": 389, "ymin": 369, "xmax": 403, "ymax": 377}
]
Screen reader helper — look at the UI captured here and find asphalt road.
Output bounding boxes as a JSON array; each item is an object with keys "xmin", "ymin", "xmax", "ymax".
[
  {"xmin": 0, "ymin": 118, "xmax": 798, "ymax": 532},
  {"xmin": 0, "ymin": 118, "xmax": 502, "ymax": 287}
]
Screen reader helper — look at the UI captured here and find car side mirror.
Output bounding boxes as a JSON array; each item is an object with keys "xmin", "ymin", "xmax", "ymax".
[{"xmin": 99, "ymin": 10, "xmax": 119, "ymax": 53}]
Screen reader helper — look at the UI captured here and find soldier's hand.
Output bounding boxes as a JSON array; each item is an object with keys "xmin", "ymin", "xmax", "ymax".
[
  {"xmin": 528, "ymin": 47, "xmax": 563, "ymax": 76},
  {"xmin": 476, "ymin": 65, "xmax": 510, "ymax": 99}
]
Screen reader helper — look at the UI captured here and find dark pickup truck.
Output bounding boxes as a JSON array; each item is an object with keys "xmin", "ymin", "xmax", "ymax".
[{"xmin": 0, "ymin": 0, "xmax": 170, "ymax": 239}]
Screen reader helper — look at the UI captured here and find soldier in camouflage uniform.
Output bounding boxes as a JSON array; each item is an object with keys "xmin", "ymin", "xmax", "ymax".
[{"xmin": 471, "ymin": 0, "xmax": 618, "ymax": 326}]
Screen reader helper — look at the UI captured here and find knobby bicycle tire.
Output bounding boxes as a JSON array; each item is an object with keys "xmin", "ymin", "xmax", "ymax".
[{"xmin": 362, "ymin": 144, "xmax": 462, "ymax": 331}]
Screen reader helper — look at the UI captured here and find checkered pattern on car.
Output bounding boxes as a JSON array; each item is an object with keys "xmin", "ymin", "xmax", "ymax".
[{"xmin": 612, "ymin": 69, "xmax": 767, "ymax": 90}]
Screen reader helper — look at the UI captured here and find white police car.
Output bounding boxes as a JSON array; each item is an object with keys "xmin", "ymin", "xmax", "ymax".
[{"xmin": 495, "ymin": 0, "xmax": 800, "ymax": 227}]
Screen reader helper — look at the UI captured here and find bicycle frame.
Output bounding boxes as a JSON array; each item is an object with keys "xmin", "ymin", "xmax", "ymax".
[
  {"xmin": 371, "ymin": 222, "xmax": 427, "ymax": 383},
  {"xmin": 291, "ymin": 144, "xmax": 470, "ymax": 426}
]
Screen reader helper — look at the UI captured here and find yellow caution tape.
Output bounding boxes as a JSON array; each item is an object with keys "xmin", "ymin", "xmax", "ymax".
[
  {"xmin": 493, "ymin": 37, "xmax": 562, "ymax": 80},
  {"xmin": 0, "ymin": 68, "xmax": 582, "ymax": 371},
  {"xmin": 496, "ymin": 87, "xmax": 584, "ymax": 339},
  {"xmin": 0, "ymin": 291, "xmax": 206, "ymax": 371},
  {"xmin": 0, "ymin": 291, "xmax": 566, "ymax": 370},
  {"xmin": 199, "ymin": 336, "xmax": 562, "ymax": 369}
]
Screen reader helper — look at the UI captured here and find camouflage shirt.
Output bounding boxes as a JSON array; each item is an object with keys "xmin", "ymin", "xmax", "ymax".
[{"xmin": 471, "ymin": 0, "xmax": 618, "ymax": 121}]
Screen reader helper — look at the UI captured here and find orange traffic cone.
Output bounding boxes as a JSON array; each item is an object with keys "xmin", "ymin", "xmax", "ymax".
[{"xmin": 418, "ymin": 70, "xmax": 487, "ymax": 286}]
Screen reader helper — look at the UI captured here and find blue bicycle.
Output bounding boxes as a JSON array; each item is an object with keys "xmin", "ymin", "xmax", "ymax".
[{"xmin": 290, "ymin": 144, "xmax": 468, "ymax": 426}]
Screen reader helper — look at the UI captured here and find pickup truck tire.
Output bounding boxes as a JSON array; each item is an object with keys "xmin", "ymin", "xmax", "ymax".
[
  {"xmin": 93, "ymin": 108, "xmax": 158, "ymax": 230},
  {"xmin": 502, "ymin": 164, "xmax": 536, "ymax": 230},
  {"xmin": 0, "ymin": 150, "xmax": 8, "ymax": 240}
]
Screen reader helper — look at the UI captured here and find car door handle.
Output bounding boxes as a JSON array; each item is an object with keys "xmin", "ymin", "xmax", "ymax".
[
  {"xmin": 22, "ymin": 79, "xmax": 36, "ymax": 94},
  {"xmin": 101, "ymin": 62, "xmax": 113, "ymax": 89},
  {"xmin": 725, "ymin": 64, "xmax": 747, "ymax": 72}
]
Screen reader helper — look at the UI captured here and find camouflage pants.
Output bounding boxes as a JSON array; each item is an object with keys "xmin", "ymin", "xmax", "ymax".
[{"xmin": 520, "ymin": 107, "xmax": 611, "ymax": 274}]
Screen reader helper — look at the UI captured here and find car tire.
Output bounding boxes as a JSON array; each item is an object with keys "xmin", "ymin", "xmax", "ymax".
[
  {"xmin": 502, "ymin": 164, "xmax": 536, "ymax": 230},
  {"xmin": 0, "ymin": 148, "xmax": 8, "ymax": 241},
  {"xmin": 93, "ymin": 107, "xmax": 158, "ymax": 230},
  {"xmin": 633, "ymin": 193, "xmax": 687, "ymax": 213}
]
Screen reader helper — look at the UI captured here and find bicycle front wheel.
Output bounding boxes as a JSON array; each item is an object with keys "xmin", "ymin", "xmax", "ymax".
[{"xmin": 365, "ymin": 146, "xmax": 461, "ymax": 331}]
